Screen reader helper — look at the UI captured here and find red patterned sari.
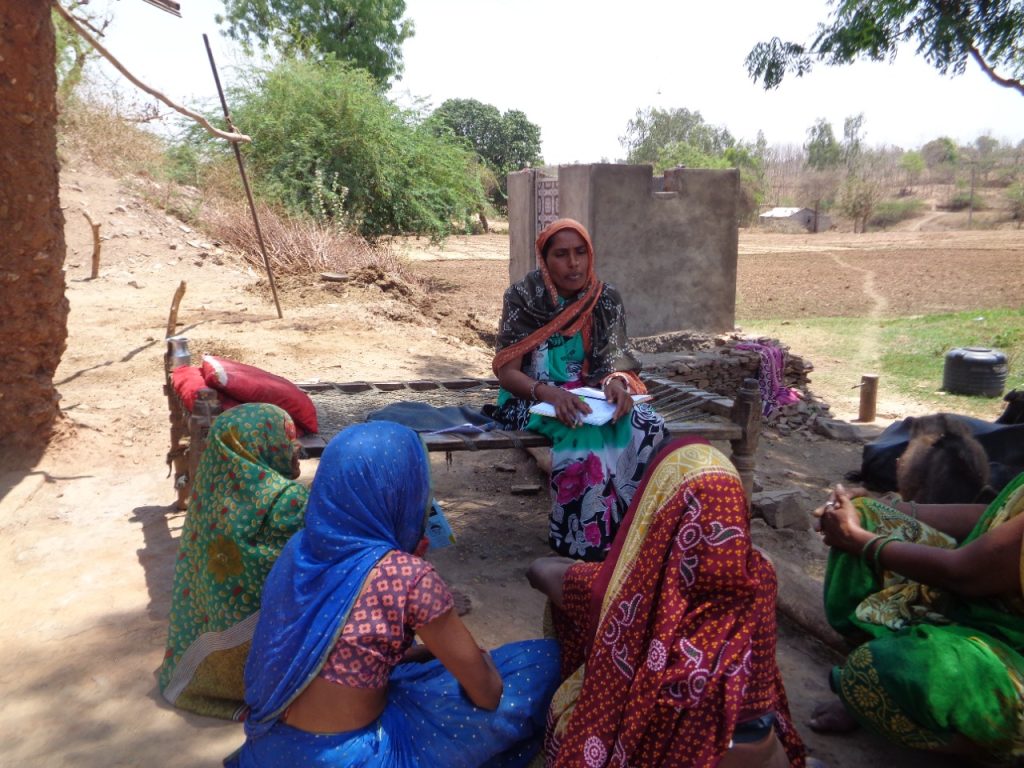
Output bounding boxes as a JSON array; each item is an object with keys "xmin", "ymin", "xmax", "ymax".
[{"xmin": 546, "ymin": 437, "xmax": 805, "ymax": 767}]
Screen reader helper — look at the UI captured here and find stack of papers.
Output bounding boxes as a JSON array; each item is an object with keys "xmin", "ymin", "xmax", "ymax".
[{"xmin": 528, "ymin": 386, "xmax": 653, "ymax": 426}]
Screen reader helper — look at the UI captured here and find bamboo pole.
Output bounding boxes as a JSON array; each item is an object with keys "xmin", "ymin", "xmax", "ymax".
[{"xmin": 202, "ymin": 34, "xmax": 283, "ymax": 319}]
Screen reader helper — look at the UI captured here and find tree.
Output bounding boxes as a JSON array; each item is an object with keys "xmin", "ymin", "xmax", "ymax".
[
  {"xmin": 746, "ymin": 0, "xmax": 1024, "ymax": 96},
  {"xmin": 838, "ymin": 174, "xmax": 885, "ymax": 233},
  {"xmin": 217, "ymin": 0, "xmax": 414, "ymax": 85},
  {"xmin": 842, "ymin": 113, "xmax": 865, "ymax": 174},
  {"xmin": 619, "ymin": 107, "xmax": 734, "ymax": 165},
  {"xmin": 972, "ymin": 134, "xmax": 1001, "ymax": 181},
  {"xmin": 429, "ymin": 99, "xmax": 543, "ymax": 207},
  {"xmin": 0, "ymin": 3, "xmax": 69, "ymax": 460},
  {"xmin": 1006, "ymin": 182, "xmax": 1024, "ymax": 228},
  {"xmin": 801, "ymin": 168, "xmax": 841, "ymax": 229},
  {"xmin": 221, "ymin": 59, "xmax": 486, "ymax": 240},
  {"xmin": 804, "ymin": 119, "xmax": 842, "ymax": 171},
  {"xmin": 900, "ymin": 150, "xmax": 926, "ymax": 189},
  {"xmin": 921, "ymin": 136, "xmax": 959, "ymax": 182},
  {"xmin": 53, "ymin": 2, "xmax": 109, "ymax": 106}
]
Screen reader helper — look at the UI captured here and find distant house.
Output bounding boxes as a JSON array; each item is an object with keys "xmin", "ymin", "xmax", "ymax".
[{"xmin": 759, "ymin": 206, "xmax": 831, "ymax": 233}]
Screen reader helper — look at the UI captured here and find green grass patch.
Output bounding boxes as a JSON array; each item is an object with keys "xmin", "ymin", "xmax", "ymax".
[
  {"xmin": 879, "ymin": 309, "xmax": 1023, "ymax": 404},
  {"xmin": 739, "ymin": 309, "xmax": 1023, "ymax": 418},
  {"xmin": 868, "ymin": 198, "xmax": 924, "ymax": 229}
]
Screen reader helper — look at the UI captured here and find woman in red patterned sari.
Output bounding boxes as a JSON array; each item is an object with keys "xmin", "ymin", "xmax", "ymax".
[{"xmin": 527, "ymin": 437, "xmax": 806, "ymax": 767}]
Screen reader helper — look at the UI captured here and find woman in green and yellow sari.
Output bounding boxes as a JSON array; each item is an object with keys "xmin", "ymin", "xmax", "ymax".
[
  {"xmin": 159, "ymin": 403, "xmax": 308, "ymax": 719},
  {"xmin": 811, "ymin": 472, "xmax": 1024, "ymax": 761}
]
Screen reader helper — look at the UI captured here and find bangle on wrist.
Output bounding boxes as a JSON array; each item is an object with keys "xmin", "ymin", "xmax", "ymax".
[
  {"xmin": 529, "ymin": 379, "xmax": 544, "ymax": 401},
  {"xmin": 602, "ymin": 371, "xmax": 631, "ymax": 395},
  {"xmin": 873, "ymin": 536, "xmax": 898, "ymax": 572},
  {"xmin": 860, "ymin": 534, "xmax": 883, "ymax": 561}
]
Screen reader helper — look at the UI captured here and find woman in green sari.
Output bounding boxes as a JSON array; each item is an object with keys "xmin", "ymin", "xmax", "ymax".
[
  {"xmin": 491, "ymin": 218, "xmax": 665, "ymax": 562},
  {"xmin": 159, "ymin": 403, "xmax": 308, "ymax": 719},
  {"xmin": 811, "ymin": 472, "xmax": 1024, "ymax": 761}
]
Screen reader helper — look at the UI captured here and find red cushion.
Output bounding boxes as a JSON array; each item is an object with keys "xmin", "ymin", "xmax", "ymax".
[
  {"xmin": 172, "ymin": 366, "xmax": 240, "ymax": 412},
  {"xmin": 200, "ymin": 355, "xmax": 318, "ymax": 434}
]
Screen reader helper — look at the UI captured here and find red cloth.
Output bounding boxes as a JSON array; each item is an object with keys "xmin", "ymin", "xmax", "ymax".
[
  {"xmin": 171, "ymin": 365, "xmax": 239, "ymax": 412},
  {"xmin": 200, "ymin": 356, "xmax": 318, "ymax": 435},
  {"xmin": 547, "ymin": 437, "xmax": 805, "ymax": 767}
]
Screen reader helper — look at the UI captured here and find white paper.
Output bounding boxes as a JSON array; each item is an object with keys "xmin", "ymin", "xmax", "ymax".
[{"xmin": 528, "ymin": 389, "xmax": 652, "ymax": 426}]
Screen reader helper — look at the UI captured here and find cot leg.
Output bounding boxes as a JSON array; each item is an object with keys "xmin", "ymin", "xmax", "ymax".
[
  {"xmin": 165, "ymin": 344, "xmax": 190, "ymax": 510},
  {"xmin": 185, "ymin": 388, "xmax": 222, "ymax": 506},
  {"xmin": 729, "ymin": 377, "xmax": 762, "ymax": 512}
]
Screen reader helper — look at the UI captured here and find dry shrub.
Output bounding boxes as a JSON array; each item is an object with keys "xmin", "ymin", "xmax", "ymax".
[
  {"xmin": 206, "ymin": 201, "xmax": 414, "ymax": 283},
  {"xmin": 58, "ymin": 95, "xmax": 167, "ymax": 177}
]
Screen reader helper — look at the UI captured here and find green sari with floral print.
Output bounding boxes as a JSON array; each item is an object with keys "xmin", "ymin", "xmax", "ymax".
[
  {"xmin": 823, "ymin": 473, "xmax": 1024, "ymax": 759},
  {"xmin": 159, "ymin": 403, "xmax": 308, "ymax": 720},
  {"xmin": 494, "ymin": 331, "xmax": 665, "ymax": 562}
]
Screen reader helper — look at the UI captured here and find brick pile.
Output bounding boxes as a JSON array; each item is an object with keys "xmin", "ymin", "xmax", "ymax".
[{"xmin": 639, "ymin": 333, "xmax": 832, "ymax": 434}]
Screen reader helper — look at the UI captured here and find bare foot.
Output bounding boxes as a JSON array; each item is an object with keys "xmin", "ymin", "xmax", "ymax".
[
  {"xmin": 451, "ymin": 587, "xmax": 472, "ymax": 616},
  {"xmin": 808, "ymin": 699, "xmax": 859, "ymax": 734}
]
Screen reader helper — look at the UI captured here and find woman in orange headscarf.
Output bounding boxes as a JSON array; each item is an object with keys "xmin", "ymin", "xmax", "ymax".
[{"xmin": 491, "ymin": 218, "xmax": 665, "ymax": 562}]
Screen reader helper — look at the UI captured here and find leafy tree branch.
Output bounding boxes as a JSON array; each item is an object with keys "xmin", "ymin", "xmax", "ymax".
[{"xmin": 746, "ymin": 0, "xmax": 1024, "ymax": 97}]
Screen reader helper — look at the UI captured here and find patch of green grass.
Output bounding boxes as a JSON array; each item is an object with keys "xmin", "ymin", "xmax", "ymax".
[
  {"xmin": 869, "ymin": 198, "xmax": 924, "ymax": 229},
  {"xmin": 740, "ymin": 309, "xmax": 1023, "ymax": 418},
  {"xmin": 879, "ymin": 308, "xmax": 1023, "ymax": 404}
]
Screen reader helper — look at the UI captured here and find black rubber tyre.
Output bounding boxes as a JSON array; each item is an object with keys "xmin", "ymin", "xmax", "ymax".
[{"xmin": 942, "ymin": 347, "xmax": 1008, "ymax": 398}]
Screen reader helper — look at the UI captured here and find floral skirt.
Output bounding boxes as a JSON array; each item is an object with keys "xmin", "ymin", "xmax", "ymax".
[{"xmin": 495, "ymin": 397, "xmax": 665, "ymax": 561}]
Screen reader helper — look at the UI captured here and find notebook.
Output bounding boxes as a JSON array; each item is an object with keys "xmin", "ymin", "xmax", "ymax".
[{"xmin": 528, "ymin": 387, "xmax": 652, "ymax": 426}]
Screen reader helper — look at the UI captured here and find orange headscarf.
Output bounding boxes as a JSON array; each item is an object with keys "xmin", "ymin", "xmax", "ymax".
[{"xmin": 491, "ymin": 218, "xmax": 604, "ymax": 375}]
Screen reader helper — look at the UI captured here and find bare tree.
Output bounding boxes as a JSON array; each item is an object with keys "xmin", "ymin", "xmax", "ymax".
[{"xmin": 0, "ymin": 2, "xmax": 69, "ymax": 461}]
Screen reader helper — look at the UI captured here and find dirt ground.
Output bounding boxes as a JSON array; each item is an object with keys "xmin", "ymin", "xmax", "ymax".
[{"xmin": 2, "ymin": 161, "xmax": 1019, "ymax": 767}]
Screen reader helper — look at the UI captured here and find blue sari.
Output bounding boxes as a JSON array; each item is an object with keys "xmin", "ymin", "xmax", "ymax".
[{"xmin": 225, "ymin": 422, "xmax": 559, "ymax": 767}]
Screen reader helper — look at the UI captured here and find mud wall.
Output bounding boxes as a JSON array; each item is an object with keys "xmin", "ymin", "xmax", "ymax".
[{"xmin": 508, "ymin": 164, "xmax": 738, "ymax": 337}]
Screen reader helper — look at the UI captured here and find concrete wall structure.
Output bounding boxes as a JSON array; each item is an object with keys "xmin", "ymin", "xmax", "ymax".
[{"xmin": 508, "ymin": 164, "xmax": 738, "ymax": 337}]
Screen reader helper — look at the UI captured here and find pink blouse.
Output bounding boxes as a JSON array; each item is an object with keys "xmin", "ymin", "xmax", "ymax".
[{"xmin": 318, "ymin": 551, "xmax": 454, "ymax": 689}]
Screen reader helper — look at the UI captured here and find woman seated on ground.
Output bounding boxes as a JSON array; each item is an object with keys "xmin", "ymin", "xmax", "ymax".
[
  {"xmin": 810, "ymin": 464, "xmax": 1024, "ymax": 762},
  {"xmin": 491, "ymin": 218, "xmax": 665, "ymax": 562},
  {"xmin": 226, "ymin": 421, "xmax": 560, "ymax": 768},
  {"xmin": 527, "ymin": 437, "xmax": 806, "ymax": 767},
  {"xmin": 160, "ymin": 403, "xmax": 308, "ymax": 719}
]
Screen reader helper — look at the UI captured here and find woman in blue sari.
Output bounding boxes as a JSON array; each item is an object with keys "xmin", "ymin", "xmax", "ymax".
[{"xmin": 225, "ymin": 421, "xmax": 560, "ymax": 767}]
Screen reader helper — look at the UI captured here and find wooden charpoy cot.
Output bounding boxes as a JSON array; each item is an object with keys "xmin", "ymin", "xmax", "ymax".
[{"xmin": 164, "ymin": 341, "xmax": 762, "ymax": 511}]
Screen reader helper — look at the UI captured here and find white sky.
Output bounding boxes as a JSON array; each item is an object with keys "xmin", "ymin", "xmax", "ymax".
[{"xmin": 91, "ymin": 0, "xmax": 1024, "ymax": 164}]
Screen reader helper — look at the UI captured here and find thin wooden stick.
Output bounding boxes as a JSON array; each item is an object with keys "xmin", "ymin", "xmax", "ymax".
[
  {"xmin": 203, "ymin": 33, "xmax": 283, "ymax": 318},
  {"xmin": 166, "ymin": 281, "xmax": 187, "ymax": 339},
  {"xmin": 81, "ymin": 209, "xmax": 101, "ymax": 279},
  {"xmin": 52, "ymin": 2, "xmax": 250, "ymax": 144}
]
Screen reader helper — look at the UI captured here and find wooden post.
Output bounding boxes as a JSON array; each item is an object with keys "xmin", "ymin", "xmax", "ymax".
[
  {"xmin": 166, "ymin": 280, "xmax": 186, "ymax": 339},
  {"xmin": 82, "ymin": 209, "xmax": 101, "ymax": 279},
  {"xmin": 858, "ymin": 374, "xmax": 879, "ymax": 422},
  {"xmin": 164, "ymin": 337, "xmax": 190, "ymax": 509},
  {"xmin": 729, "ymin": 377, "xmax": 762, "ymax": 513},
  {"xmin": 185, "ymin": 387, "xmax": 223, "ymax": 503}
]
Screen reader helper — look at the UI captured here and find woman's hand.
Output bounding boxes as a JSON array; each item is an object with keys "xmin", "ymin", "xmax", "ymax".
[
  {"xmin": 546, "ymin": 386, "xmax": 592, "ymax": 428},
  {"xmin": 812, "ymin": 485, "xmax": 874, "ymax": 555},
  {"xmin": 417, "ymin": 609, "xmax": 503, "ymax": 710},
  {"xmin": 604, "ymin": 378, "xmax": 633, "ymax": 424}
]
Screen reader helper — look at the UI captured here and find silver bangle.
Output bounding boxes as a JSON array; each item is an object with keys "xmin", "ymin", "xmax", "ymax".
[{"xmin": 529, "ymin": 379, "xmax": 543, "ymax": 401}]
